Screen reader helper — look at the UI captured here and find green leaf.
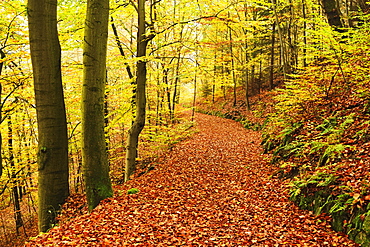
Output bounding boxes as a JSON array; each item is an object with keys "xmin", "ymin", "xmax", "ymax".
[{"xmin": 127, "ymin": 188, "xmax": 139, "ymax": 195}]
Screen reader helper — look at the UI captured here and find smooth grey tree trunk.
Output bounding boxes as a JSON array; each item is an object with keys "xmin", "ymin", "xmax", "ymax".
[
  {"xmin": 27, "ymin": 0, "xmax": 69, "ymax": 232},
  {"xmin": 82, "ymin": 0, "xmax": 113, "ymax": 211}
]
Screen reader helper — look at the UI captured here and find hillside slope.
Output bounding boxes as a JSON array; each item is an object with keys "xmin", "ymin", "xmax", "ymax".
[{"xmin": 25, "ymin": 113, "xmax": 356, "ymax": 246}]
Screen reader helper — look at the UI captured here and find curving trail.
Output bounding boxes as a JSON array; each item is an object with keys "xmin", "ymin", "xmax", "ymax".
[{"xmin": 25, "ymin": 113, "xmax": 357, "ymax": 246}]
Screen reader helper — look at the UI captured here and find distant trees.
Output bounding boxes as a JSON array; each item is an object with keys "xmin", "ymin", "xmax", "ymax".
[
  {"xmin": 195, "ymin": 0, "xmax": 370, "ymax": 101},
  {"xmin": 319, "ymin": 0, "xmax": 370, "ymax": 30},
  {"xmin": 27, "ymin": 0, "xmax": 69, "ymax": 232}
]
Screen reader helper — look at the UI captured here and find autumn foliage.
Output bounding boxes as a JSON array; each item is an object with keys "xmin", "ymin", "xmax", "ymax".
[
  {"xmin": 25, "ymin": 114, "xmax": 357, "ymax": 246},
  {"xmin": 1, "ymin": 0, "xmax": 370, "ymax": 245}
]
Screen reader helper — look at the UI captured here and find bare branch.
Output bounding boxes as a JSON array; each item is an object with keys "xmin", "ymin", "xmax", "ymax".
[
  {"xmin": 111, "ymin": 16, "xmax": 134, "ymax": 79},
  {"xmin": 129, "ymin": 0, "xmax": 138, "ymax": 13}
]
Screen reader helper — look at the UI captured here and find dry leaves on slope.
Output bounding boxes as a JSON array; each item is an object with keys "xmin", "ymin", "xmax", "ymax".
[{"xmin": 25, "ymin": 113, "xmax": 358, "ymax": 246}]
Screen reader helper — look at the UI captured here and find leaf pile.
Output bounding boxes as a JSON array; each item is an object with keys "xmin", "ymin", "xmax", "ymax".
[{"xmin": 25, "ymin": 113, "xmax": 357, "ymax": 246}]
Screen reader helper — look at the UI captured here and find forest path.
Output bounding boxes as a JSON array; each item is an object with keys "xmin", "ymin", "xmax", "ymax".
[{"xmin": 26, "ymin": 113, "xmax": 356, "ymax": 246}]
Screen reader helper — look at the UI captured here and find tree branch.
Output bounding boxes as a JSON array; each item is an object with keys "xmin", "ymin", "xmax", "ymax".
[{"xmin": 111, "ymin": 16, "xmax": 134, "ymax": 79}]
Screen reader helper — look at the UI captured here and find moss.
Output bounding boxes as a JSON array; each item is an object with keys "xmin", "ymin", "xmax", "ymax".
[
  {"xmin": 86, "ymin": 180, "xmax": 113, "ymax": 212},
  {"xmin": 363, "ymin": 214, "xmax": 370, "ymax": 235},
  {"xmin": 354, "ymin": 231, "xmax": 369, "ymax": 246},
  {"xmin": 127, "ymin": 188, "xmax": 139, "ymax": 195}
]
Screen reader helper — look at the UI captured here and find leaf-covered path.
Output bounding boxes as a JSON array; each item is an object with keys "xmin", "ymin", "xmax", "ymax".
[{"xmin": 26, "ymin": 113, "xmax": 357, "ymax": 246}]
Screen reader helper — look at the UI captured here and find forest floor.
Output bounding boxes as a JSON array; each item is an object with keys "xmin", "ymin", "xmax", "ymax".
[{"xmin": 24, "ymin": 112, "xmax": 358, "ymax": 246}]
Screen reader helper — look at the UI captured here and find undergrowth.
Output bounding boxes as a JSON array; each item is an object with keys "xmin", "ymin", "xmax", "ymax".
[{"xmin": 262, "ymin": 22, "xmax": 370, "ymax": 244}]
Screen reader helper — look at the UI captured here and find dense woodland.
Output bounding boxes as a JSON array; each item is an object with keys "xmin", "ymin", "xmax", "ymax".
[{"xmin": 0, "ymin": 0, "xmax": 370, "ymax": 245}]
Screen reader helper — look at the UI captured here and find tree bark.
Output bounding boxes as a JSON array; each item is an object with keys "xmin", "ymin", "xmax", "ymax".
[
  {"xmin": 164, "ymin": 67, "xmax": 172, "ymax": 122},
  {"xmin": 111, "ymin": 17, "xmax": 134, "ymax": 80},
  {"xmin": 125, "ymin": 0, "xmax": 153, "ymax": 181},
  {"xmin": 319, "ymin": 0, "xmax": 344, "ymax": 31},
  {"xmin": 302, "ymin": 0, "xmax": 307, "ymax": 67},
  {"xmin": 82, "ymin": 0, "xmax": 113, "ymax": 211},
  {"xmin": 271, "ymin": 0, "xmax": 288, "ymax": 76},
  {"xmin": 228, "ymin": 22, "xmax": 237, "ymax": 107},
  {"xmin": 27, "ymin": 0, "xmax": 69, "ymax": 232},
  {"xmin": 8, "ymin": 116, "xmax": 23, "ymax": 234},
  {"xmin": 269, "ymin": 22, "xmax": 276, "ymax": 90},
  {"xmin": 192, "ymin": 63, "xmax": 197, "ymax": 122},
  {"xmin": 172, "ymin": 52, "xmax": 181, "ymax": 122},
  {"xmin": 243, "ymin": 3, "xmax": 250, "ymax": 110},
  {"xmin": 0, "ymin": 49, "xmax": 4, "ymax": 178}
]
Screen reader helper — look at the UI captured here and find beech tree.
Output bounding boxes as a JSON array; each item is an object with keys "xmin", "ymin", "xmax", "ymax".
[
  {"xmin": 0, "ymin": 49, "xmax": 4, "ymax": 177},
  {"xmin": 125, "ymin": 0, "xmax": 155, "ymax": 181},
  {"xmin": 82, "ymin": 0, "xmax": 113, "ymax": 210},
  {"xmin": 27, "ymin": 0, "xmax": 69, "ymax": 232}
]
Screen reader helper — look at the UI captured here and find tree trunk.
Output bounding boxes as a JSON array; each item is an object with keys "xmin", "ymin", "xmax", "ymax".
[
  {"xmin": 172, "ymin": 41, "xmax": 183, "ymax": 123},
  {"xmin": 271, "ymin": 0, "xmax": 288, "ymax": 76},
  {"xmin": 27, "ymin": 0, "xmax": 69, "ymax": 232},
  {"xmin": 0, "ymin": 49, "xmax": 4, "ymax": 178},
  {"xmin": 258, "ymin": 60, "xmax": 262, "ymax": 94},
  {"xmin": 302, "ymin": 0, "xmax": 307, "ymax": 67},
  {"xmin": 164, "ymin": 68, "xmax": 172, "ymax": 123},
  {"xmin": 288, "ymin": 0, "xmax": 298, "ymax": 70},
  {"xmin": 245, "ymin": 68, "xmax": 250, "ymax": 110},
  {"xmin": 125, "ymin": 0, "xmax": 153, "ymax": 181},
  {"xmin": 82, "ymin": 0, "xmax": 113, "ymax": 211},
  {"xmin": 243, "ymin": 4, "xmax": 250, "ymax": 110},
  {"xmin": 269, "ymin": 22, "xmax": 276, "ymax": 90},
  {"xmin": 251, "ymin": 65, "xmax": 255, "ymax": 94},
  {"xmin": 111, "ymin": 17, "xmax": 134, "ymax": 80},
  {"xmin": 319, "ymin": 0, "xmax": 344, "ymax": 31},
  {"xmin": 192, "ymin": 64, "xmax": 197, "ymax": 122},
  {"xmin": 8, "ymin": 116, "xmax": 23, "ymax": 234},
  {"xmin": 228, "ymin": 22, "xmax": 237, "ymax": 107},
  {"xmin": 192, "ymin": 45, "xmax": 198, "ymax": 122},
  {"xmin": 212, "ymin": 52, "xmax": 217, "ymax": 104},
  {"xmin": 172, "ymin": 56, "xmax": 180, "ymax": 122},
  {"xmin": 156, "ymin": 63, "xmax": 161, "ymax": 127}
]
